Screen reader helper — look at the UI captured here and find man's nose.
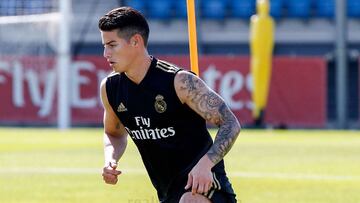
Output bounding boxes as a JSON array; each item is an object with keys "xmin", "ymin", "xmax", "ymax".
[{"xmin": 103, "ymin": 47, "xmax": 111, "ymax": 59}]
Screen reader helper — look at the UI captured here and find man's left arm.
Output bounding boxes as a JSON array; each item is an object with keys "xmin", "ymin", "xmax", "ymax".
[{"xmin": 174, "ymin": 70, "xmax": 241, "ymax": 194}]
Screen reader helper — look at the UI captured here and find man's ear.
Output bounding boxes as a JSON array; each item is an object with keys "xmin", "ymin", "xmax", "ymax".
[{"xmin": 131, "ymin": 34, "xmax": 143, "ymax": 47}]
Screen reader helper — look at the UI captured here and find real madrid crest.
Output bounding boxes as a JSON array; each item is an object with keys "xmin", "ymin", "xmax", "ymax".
[{"xmin": 154, "ymin": 94, "xmax": 167, "ymax": 113}]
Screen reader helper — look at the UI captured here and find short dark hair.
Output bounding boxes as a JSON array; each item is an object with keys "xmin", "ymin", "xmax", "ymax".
[{"xmin": 98, "ymin": 7, "xmax": 150, "ymax": 47}]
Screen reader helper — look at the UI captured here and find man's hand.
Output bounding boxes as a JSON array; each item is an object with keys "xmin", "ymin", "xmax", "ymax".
[
  {"xmin": 185, "ymin": 155, "xmax": 215, "ymax": 195},
  {"xmin": 102, "ymin": 162, "xmax": 122, "ymax": 185}
]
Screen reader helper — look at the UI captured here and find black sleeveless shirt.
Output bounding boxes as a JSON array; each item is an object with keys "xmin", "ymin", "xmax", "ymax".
[{"xmin": 106, "ymin": 57, "xmax": 225, "ymax": 201}]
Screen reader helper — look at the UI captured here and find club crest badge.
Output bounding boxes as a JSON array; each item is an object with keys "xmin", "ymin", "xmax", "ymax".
[{"xmin": 154, "ymin": 94, "xmax": 167, "ymax": 113}]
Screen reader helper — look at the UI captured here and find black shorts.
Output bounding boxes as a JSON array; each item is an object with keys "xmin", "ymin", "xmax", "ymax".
[{"xmin": 162, "ymin": 172, "xmax": 237, "ymax": 203}]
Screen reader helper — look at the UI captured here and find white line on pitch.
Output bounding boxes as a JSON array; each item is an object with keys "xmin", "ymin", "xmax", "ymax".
[
  {"xmin": 229, "ymin": 171, "xmax": 360, "ymax": 181},
  {"xmin": 0, "ymin": 168, "xmax": 359, "ymax": 181}
]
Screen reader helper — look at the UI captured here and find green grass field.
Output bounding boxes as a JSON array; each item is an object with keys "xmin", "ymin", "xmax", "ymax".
[{"xmin": 0, "ymin": 128, "xmax": 360, "ymax": 203}]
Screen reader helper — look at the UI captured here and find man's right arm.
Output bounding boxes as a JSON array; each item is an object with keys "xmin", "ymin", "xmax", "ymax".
[{"xmin": 100, "ymin": 78, "xmax": 128, "ymax": 185}]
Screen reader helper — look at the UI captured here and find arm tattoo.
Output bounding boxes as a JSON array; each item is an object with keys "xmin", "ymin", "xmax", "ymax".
[
  {"xmin": 180, "ymin": 74, "xmax": 221, "ymax": 123},
  {"xmin": 179, "ymin": 73, "xmax": 241, "ymax": 165},
  {"xmin": 207, "ymin": 103, "xmax": 240, "ymax": 164}
]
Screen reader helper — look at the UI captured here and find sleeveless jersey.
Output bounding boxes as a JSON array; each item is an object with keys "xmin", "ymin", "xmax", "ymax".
[{"xmin": 105, "ymin": 57, "xmax": 225, "ymax": 201}]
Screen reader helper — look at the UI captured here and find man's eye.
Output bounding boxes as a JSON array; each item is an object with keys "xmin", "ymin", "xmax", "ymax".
[{"xmin": 104, "ymin": 44, "xmax": 115, "ymax": 48}]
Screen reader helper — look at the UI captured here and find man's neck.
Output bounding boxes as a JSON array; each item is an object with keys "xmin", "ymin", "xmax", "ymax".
[{"xmin": 125, "ymin": 52, "xmax": 152, "ymax": 84}]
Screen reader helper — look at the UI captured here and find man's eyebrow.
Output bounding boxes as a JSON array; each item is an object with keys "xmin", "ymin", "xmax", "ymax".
[{"xmin": 103, "ymin": 40, "xmax": 117, "ymax": 45}]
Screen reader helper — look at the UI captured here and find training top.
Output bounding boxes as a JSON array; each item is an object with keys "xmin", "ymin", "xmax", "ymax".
[{"xmin": 105, "ymin": 57, "xmax": 225, "ymax": 201}]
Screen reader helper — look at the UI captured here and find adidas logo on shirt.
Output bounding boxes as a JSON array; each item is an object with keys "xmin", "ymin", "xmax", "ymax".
[{"xmin": 117, "ymin": 102, "xmax": 128, "ymax": 112}]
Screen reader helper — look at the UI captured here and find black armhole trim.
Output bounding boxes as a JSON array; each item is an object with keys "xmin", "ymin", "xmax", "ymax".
[{"xmin": 105, "ymin": 76, "xmax": 117, "ymax": 114}]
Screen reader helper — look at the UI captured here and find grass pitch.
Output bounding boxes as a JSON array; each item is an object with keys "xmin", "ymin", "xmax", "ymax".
[{"xmin": 0, "ymin": 128, "xmax": 359, "ymax": 203}]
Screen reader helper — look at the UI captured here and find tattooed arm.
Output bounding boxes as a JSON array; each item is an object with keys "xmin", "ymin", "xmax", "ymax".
[
  {"xmin": 175, "ymin": 70, "xmax": 241, "ymax": 164},
  {"xmin": 174, "ymin": 71, "xmax": 241, "ymax": 194},
  {"xmin": 100, "ymin": 78, "xmax": 128, "ymax": 185}
]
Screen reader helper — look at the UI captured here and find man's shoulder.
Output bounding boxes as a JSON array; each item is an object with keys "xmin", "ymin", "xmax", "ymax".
[
  {"xmin": 101, "ymin": 72, "xmax": 122, "ymax": 90},
  {"xmin": 105, "ymin": 71, "xmax": 122, "ymax": 83},
  {"xmin": 107, "ymin": 71, "xmax": 121, "ymax": 79},
  {"xmin": 155, "ymin": 59, "xmax": 182, "ymax": 74}
]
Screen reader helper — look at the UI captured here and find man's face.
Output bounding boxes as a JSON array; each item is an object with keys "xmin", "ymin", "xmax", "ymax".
[{"xmin": 101, "ymin": 30, "xmax": 135, "ymax": 73}]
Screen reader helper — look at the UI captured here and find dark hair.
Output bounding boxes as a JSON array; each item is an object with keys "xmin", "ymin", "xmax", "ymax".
[{"xmin": 98, "ymin": 7, "xmax": 149, "ymax": 47}]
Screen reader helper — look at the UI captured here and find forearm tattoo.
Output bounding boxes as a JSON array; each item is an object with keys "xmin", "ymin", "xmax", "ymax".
[
  {"xmin": 179, "ymin": 73, "xmax": 240, "ymax": 165},
  {"xmin": 207, "ymin": 103, "xmax": 240, "ymax": 164}
]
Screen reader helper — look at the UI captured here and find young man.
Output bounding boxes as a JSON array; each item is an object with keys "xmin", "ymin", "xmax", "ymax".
[{"xmin": 99, "ymin": 7, "xmax": 241, "ymax": 203}]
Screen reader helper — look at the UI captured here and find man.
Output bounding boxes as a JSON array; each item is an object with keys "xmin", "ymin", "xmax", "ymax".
[{"xmin": 99, "ymin": 7, "xmax": 241, "ymax": 203}]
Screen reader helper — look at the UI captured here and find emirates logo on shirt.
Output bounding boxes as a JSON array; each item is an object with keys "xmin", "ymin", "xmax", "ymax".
[{"xmin": 125, "ymin": 116, "xmax": 176, "ymax": 140}]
